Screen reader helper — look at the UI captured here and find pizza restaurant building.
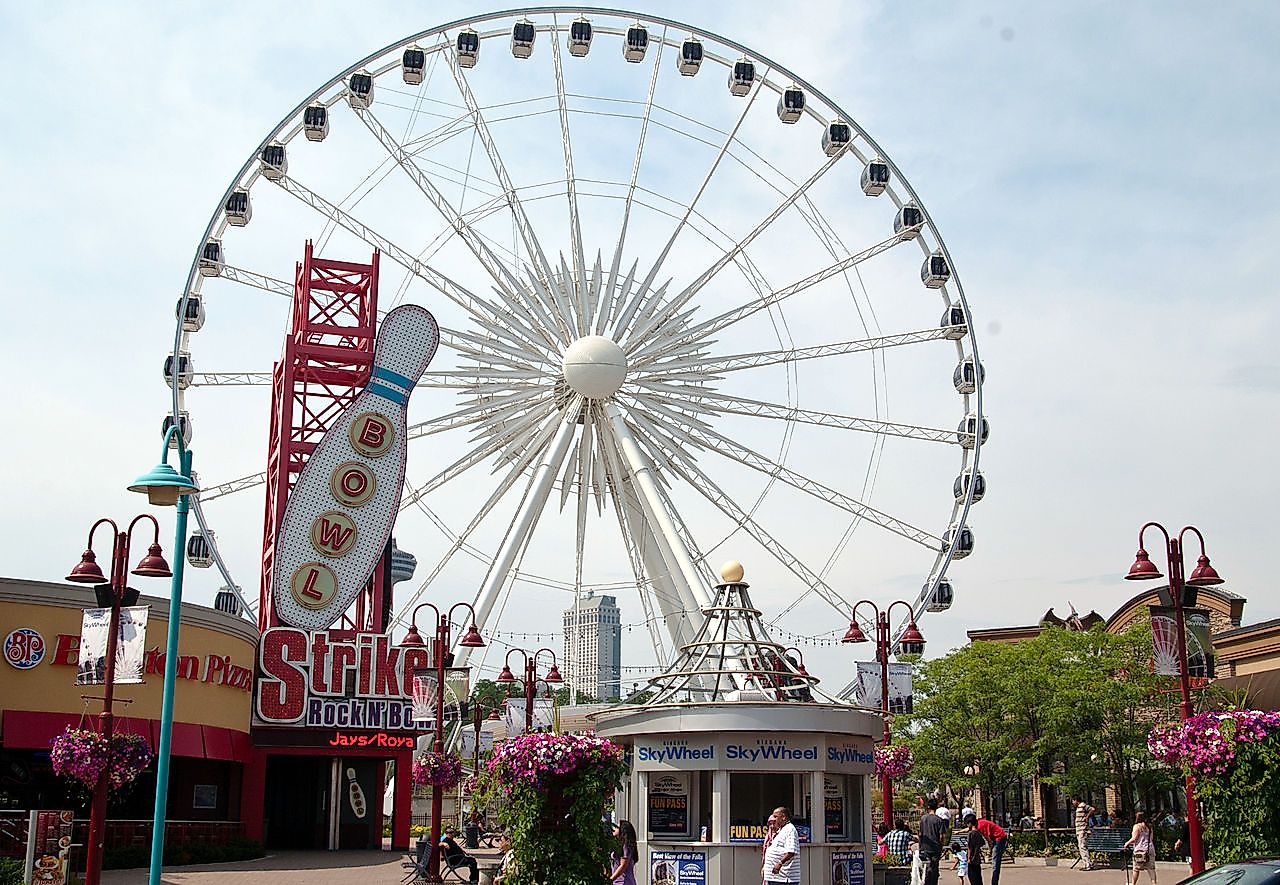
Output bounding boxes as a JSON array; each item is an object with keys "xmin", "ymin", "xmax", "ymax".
[
  {"xmin": 0, "ymin": 577, "xmax": 256, "ymax": 846},
  {"xmin": 0, "ymin": 577, "xmax": 428, "ymax": 858}
]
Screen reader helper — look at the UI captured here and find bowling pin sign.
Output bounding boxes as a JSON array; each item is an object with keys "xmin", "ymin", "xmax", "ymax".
[{"xmin": 271, "ymin": 305, "xmax": 439, "ymax": 630}]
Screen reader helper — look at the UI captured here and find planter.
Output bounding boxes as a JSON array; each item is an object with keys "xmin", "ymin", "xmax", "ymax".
[{"xmin": 1044, "ymin": 856, "xmax": 1059, "ymax": 867}]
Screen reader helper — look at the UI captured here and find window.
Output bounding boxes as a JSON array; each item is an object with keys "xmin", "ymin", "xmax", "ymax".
[{"xmin": 729, "ymin": 772, "xmax": 794, "ymax": 836}]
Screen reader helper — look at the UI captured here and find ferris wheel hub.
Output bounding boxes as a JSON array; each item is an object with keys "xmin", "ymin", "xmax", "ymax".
[{"xmin": 561, "ymin": 335, "xmax": 628, "ymax": 399}]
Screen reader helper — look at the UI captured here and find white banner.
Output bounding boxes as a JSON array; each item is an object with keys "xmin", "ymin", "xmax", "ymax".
[
  {"xmin": 503, "ymin": 697, "xmax": 554, "ymax": 736},
  {"xmin": 459, "ymin": 729, "xmax": 496, "ymax": 756},
  {"xmin": 77, "ymin": 607, "xmax": 148, "ymax": 685},
  {"xmin": 852, "ymin": 661, "xmax": 913, "ymax": 714},
  {"xmin": 410, "ymin": 674, "xmax": 437, "ymax": 725}
]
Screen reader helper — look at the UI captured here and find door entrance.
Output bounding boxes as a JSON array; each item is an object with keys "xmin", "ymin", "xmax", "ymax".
[
  {"xmin": 263, "ymin": 755, "xmax": 329, "ymax": 850},
  {"xmin": 263, "ymin": 755, "xmax": 384, "ymax": 850}
]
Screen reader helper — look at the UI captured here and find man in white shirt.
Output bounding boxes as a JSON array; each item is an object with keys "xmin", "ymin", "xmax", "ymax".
[{"xmin": 764, "ymin": 806, "xmax": 801, "ymax": 884}]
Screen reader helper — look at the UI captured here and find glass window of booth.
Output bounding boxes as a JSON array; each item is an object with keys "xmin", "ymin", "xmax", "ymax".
[
  {"xmin": 806, "ymin": 774, "xmax": 863, "ymax": 843},
  {"xmin": 729, "ymin": 771, "xmax": 795, "ymax": 841}
]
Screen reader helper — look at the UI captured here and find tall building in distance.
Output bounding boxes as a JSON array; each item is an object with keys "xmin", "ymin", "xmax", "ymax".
[{"xmin": 563, "ymin": 592, "xmax": 621, "ymax": 701}]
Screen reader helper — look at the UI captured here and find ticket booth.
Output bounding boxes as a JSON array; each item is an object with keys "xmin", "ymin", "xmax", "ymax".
[{"xmin": 595, "ymin": 701, "xmax": 879, "ymax": 885}]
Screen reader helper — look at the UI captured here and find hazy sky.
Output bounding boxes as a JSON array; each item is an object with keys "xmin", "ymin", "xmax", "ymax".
[{"xmin": 3, "ymin": 2, "xmax": 1277, "ymax": 691}]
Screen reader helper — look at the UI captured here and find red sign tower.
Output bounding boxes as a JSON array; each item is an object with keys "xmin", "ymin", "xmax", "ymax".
[{"xmin": 258, "ymin": 241, "xmax": 387, "ymax": 633}]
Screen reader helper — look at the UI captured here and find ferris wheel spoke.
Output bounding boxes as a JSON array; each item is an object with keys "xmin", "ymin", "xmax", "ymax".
[
  {"xmin": 456, "ymin": 404, "xmax": 584, "ymax": 664},
  {"xmin": 610, "ymin": 70, "xmax": 770, "ymax": 341},
  {"xmin": 398, "ymin": 400, "xmax": 556, "ymax": 512},
  {"xmin": 445, "ymin": 324, "xmax": 553, "ymax": 369},
  {"xmin": 634, "ymin": 326, "xmax": 956, "ymax": 378},
  {"xmin": 623, "ymin": 150, "xmax": 850, "ymax": 355},
  {"xmin": 392, "ymin": 409, "xmax": 574, "ymax": 630},
  {"xmin": 271, "ymin": 174, "xmax": 507, "ymax": 329},
  {"xmin": 665, "ymin": 389, "xmax": 959, "ymax": 445},
  {"xmin": 408, "ymin": 389, "xmax": 549, "ymax": 440},
  {"xmin": 443, "ymin": 40, "xmax": 559, "ymax": 290},
  {"xmin": 607, "ymin": 485, "xmax": 671, "ymax": 667},
  {"xmin": 213, "ymin": 265, "xmax": 294, "ymax": 300},
  {"xmin": 600, "ymin": 25, "xmax": 665, "ymax": 336},
  {"xmin": 350, "ymin": 103, "xmax": 561, "ymax": 351},
  {"xmin": 198, "ymin": 471, "xmax": 267, "ymax": 502},
  {"xmin": 629, "ymin": 230, "xmax": 911, "ymax": 364},
  {"xmin": 660, "ymin": 410, "xmax": 942, "ymax": 549},
  {"xmin": 550, "ymin": 14, "xmax": 587, "ymax": 328},
  {"xmin": 664, "ymin": 452, "xmax": 852, "ymax": 619}
]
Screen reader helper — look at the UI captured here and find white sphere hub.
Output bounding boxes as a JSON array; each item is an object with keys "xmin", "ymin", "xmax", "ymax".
[{"xmin": 561, "ymin": 335, "xmax": 628, "ymax": 399}]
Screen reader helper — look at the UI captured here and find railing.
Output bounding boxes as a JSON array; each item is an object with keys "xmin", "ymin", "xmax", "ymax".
[{"xmin": 0, "ymin": 812, "xmax": 243, "ymax": 858}]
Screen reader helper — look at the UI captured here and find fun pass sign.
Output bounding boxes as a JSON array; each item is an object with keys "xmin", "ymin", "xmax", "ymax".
[
  {"xmin": 255, "ymin": 627, "xmax": 435, "ymax": 731},
  {"xmin": 272, "ymin": 305, "xmax": 439, "ymax": 630}
]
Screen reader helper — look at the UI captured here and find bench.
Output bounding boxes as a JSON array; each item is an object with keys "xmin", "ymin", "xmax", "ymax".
[{"xmin": 1082, "ymin": 828, "xmax": 1131, "ymax": 878}]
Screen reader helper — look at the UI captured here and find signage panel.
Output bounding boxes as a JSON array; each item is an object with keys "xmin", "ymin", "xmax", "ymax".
[
  {"xmin": 647, "ymin": 772, "xmax": 690, "ymax": 836},
  {"xmin": 832, "ymin": 850, "xmax": 865, "ymax": 885},
  {"xmin": 77, "ymin": 606, "xmax": 148, "ymax": 685},
  {"xmin": 634, "ymin": 735, "xmax": 874, "ymax": 773},
  {"xmin": 254, "ymin": 627, "xmax": 433, "ymax": 728},
  {"xmin": 651, "ymin": 850, "xmax": 705, "ymax": 885}
]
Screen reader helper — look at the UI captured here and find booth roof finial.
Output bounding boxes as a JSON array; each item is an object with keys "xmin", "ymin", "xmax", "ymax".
[{"xmin": 719, "ymin": 560, "xmax": 745, "ymax": 583}]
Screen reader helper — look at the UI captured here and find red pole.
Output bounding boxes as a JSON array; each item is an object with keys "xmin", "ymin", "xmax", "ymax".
[
  {"xmin": 879, "ymin": 613, "xmax": 893, "ymax": 825},
  {"xmin": 84, "ymin": 532, "xmax": 127, "ymax": 885},
  {"xmin": 525, "ymin": 658, "xmax": 535, "ymax": 734},
  {"xmin": 425, "ymin": 616, "xmax": 448, "ymax": 883},
  {"xmin": 1167, "ymin": 538, "xmax": 1205, "ymax": 874}
]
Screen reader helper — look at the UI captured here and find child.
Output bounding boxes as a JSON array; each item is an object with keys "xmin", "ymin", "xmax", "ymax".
[
  {"xmin": 966, "ymin": 824, "xmax": 987, "ymax": 885},
  {"xmin": 951, "ymin": 840, "xmax": 968, "ymax": 883}
]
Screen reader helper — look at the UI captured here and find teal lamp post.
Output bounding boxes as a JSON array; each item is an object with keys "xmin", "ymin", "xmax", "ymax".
[{"xmin": 129, "ymin": 425, "xmax": 199, "ymax": 885}]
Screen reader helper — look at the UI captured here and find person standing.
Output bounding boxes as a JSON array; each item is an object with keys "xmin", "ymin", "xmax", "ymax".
[
  {"xmin": 963, "ymin": 814, "xmax": 1007, "ymax": 885},
  {"xmin": 965, "ymin": 822, "xmax": 987, "ymax": 885},
  {"xmin": 608, "ymin": 820, "xmax": 638, "ymax": 885},
  {"xmin": 918, "ymin": 799, "xmax": 947, "ymax": 885},
  {"xmin": 1123, "ymin": 812, "xmax": 1157, "ymax": 885},
  {"xmin": 1172, "ymin": 811, "xmax": 1191, "ymax": 874},
  {"xmin": 886, "ymin": 819, "xmax": 914, "ymax": 865},
  {"xmin": 1072, "ymin": 797, "xmax": 1096, "ymax": 871},
  {"xmin": 764, "ymin": 806, "xmax": 801, "ymax": 885}
]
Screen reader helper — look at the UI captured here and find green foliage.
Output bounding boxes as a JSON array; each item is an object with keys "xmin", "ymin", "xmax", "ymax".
[
  {"xmin": 103, "ymin": 837, "xmax": 264, "ymax": 869},
  {"xmin": 1196, "ymin": 734, "xmax": 1280, "ymax": 863},
  {"xmin": 488, "ymin": 741, "xmax": 628, "ymax": 885},
  {"xmin": 551, "ymin": 686, "xmax": 599, "ymax": 705},
  {"xmin": 1007, "ymin": 831, "xmax": 1077, "ymax": 858},
  {"xmin": 0, "ymin": 858, "xmax": 22, "ymax": 885},
  {"xmin": 897, "ymin": 624, "xmax": 1179, "ymax": 845}
]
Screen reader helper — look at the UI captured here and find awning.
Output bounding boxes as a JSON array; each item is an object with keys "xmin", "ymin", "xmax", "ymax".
[
  {"xmin": 1212, "ymin": 670, "xmax": 1280, "ymax": 711},
  {"xmin": 1, "ymin": 710, "xmax": 251, "ymax": 762}
]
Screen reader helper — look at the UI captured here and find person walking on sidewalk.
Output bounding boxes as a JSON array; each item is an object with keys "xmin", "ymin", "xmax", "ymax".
[
  {"xmin": 764, "ymin": 806, "xmax": 801, "ymax": 885},
  {"xmin": 963, "ymin": 814, "xmax": 1008, "ymax": 885},
  {"xmin": 918, "ymin": 799, "xmax": 948, "ymax": 885},
  {"xmin": 1124, "ymin": 812, "xmax": 1157, "ymax": 885},
  {"xmin": 1072, "ymin": 797, "xmax": 1096, "ymax": 871}
]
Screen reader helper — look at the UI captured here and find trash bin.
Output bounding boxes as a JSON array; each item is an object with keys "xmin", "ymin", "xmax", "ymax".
[{"xmin": 464, "ymin": 824, "xmax": 480, "ymax": 850}]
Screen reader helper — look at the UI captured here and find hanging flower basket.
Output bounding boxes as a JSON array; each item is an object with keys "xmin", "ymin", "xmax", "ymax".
[
  {"xmin": 875, "ymin": 744, "xmax": 914, "ymax": 779},
  {"xmin": 50, "ymin": 728, "xmax": 153, "ymax": 793},
  {"xmin": 1148, "ymin": 709, "xmax": 1280, "ymax": 776},
  {"xmin": 413, "ymin": 750, "xmax": 463, "ymax": 789}
]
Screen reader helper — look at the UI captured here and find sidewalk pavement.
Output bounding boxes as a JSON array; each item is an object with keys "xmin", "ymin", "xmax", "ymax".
[{"xmin": 104, "ymin": 852, "xmax": 1190, "ymax": 884}]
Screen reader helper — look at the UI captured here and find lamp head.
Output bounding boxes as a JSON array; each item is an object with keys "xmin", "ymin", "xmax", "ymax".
[
  {"xmin": 67, "ymin": 549, "xmax": 107, "ymax": 584},
  {"xmin": 841, "ymin": 620, "xmax": 868, "ymax": 644},
  {"xmin": 128, "ymin": 461, "xmax": 199, "ymax": 507},
  {"xmin": 132, "ymin": 543, "xmax": 172, "ymax": 578},
  {"xmin": 458, "ymin": 623, "xmax": 486, "ymax": 648},
  {"xmin": 488, "ymin": 708, "xmax": 501, "ymax": 720},
  {"xmin": 399, "ymin": 624, "xmax": 426, "ymax": 648},
  {"xmin": 1187, "ymin": 554, "xmax": 1224, "ymax": 587},
  {"xmin": 1125, "ymin": 548, "xmax": 1162, "ymax": 581},
  {"xmin": 545, "ymin": 664, "xmax": 563, "ymax": 683},
  {"xmin": 496, "ymin": 664, "xmax": 516, "ymax": 684},
  {"xmin": 896, "ymin": 621, "xmax": 926, "ymax": 661}
]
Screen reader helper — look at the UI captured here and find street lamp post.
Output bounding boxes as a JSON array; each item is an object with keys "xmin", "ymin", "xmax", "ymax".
[
  {"xmin": 842, "ymin": 600, "xmax": 926, "ymax": 824},
  {"xmin": 65, "ymin": 515, "xmax": 174, "ymax": 885},
  {"xmin": 129, "ymin": 425, "xmax": 199, "ymax": 885},
  {"xmin": 1125, "ymin": 522, "xmax": 1224, "ymax": 876},
  {"xmin": 399, "ymin": 603, "xmax": 486, "ymax": 883},
  {"xmin": 496, "ymin": 647, "xmax": 563, "ymax": 734}
]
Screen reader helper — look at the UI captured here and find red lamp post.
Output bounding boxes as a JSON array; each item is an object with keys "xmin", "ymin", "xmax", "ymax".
[
  {"xmin": 1125, "ymin": 523, "xmax": 1224, "ymax": 876},
  {"xmin": 842, "ymin": 600, "xmax": 925, "ymax": 824},
  {"xmin": 66, "ymin": 515, "xmax": 172, "ymax": 885},
  {"xmin": 399, "ymin": 602, "xmax": 485, "ymax": 884},
  {"xmin": 496, "ymin": 647, "xmax": 563, "ymax": 734}
]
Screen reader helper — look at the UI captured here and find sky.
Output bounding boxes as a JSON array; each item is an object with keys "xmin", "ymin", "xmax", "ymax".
[{"xmin": 2, "ymin": 2, "xmax": 1278, "ymax": 693}]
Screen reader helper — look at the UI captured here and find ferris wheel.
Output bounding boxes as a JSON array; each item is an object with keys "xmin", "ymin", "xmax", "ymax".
[{"xmin": 168, "ymin": 7, "xmax": 986, "ymax": 683}]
